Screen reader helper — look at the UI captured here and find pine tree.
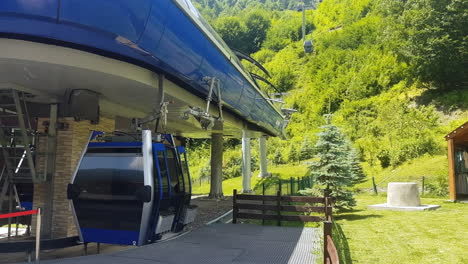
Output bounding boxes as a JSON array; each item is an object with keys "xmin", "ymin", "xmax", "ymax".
[
  {"xmin": 348, "ymin": 147, "xmax": 367, "ymax": 185},
  {"xmin": 288, "ymin": 143, "xmax": 299, "ymax": 164},
  {"xmin": 299, "ymin": 136, "xmax": 313, "ymax": 161},
  {"xmin": 308, "ymin": 123, "xmax": 356, "ymax": 209},
  {"xmin": 273, "ymin": 148, "xmax": 284, "ymax": 165}
]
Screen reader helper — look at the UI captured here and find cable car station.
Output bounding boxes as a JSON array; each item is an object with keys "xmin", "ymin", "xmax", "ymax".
[{"xmin": 0, "ymin": 1, "xmax": 327, "ymax": 263}]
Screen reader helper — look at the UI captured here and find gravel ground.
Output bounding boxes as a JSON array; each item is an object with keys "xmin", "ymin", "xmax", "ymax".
[
  {"xmin": 187, "ymin": 195, "xmax": 233, "ymax": 230},
  {"xmin": 0, "ymin": 196, "xmax": 233, "ymax": 263}
]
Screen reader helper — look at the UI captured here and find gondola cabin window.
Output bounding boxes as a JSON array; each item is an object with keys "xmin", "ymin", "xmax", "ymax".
[
  {"xmin": 166, "ymin": 149, "xmax": 184, "ymax": 193},
  {"xmin": 179, "ymin": 151, "xmax": 191, "ymax": 193},
  {"xmin": 157, "ymin": 152, "xmax": 170, "ymax": 197},
  {"xmin": 73, "ymin": 151, "xmax": 144, "ymax": 231}
]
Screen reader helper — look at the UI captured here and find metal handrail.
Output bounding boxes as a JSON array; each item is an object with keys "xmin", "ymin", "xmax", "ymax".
[{"xmin": 0, "ymin": 208, "xmax": 41, "ymax": 263}]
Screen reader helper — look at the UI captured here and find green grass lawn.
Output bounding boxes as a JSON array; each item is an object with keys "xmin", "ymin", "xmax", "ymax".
[{"xmin": 334, "ymin": 194, "xmax": 468, "ymax": 264}]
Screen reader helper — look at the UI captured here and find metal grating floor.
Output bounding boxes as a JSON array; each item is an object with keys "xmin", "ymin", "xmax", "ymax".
[{"xmin": 36, "ymin": 224, "xmax": 320, "ymax": 264}]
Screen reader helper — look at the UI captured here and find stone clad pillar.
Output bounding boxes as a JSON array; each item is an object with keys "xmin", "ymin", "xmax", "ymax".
[
  {"xmin": 258, "ymin": 136, "xmax": 270, "ymax": 178},
  {"xmin": 242, "ymin": 131, "xmax": 252, "ymax": 193},
  {"xmin": 32, "ymin": 117, "xmax": 115, "ymax": 238}
]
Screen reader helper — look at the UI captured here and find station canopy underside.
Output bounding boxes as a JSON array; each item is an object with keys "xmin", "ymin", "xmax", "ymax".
[{"xmin": 0, "ymin": 39, "xmax": 282, "ymax": 139}]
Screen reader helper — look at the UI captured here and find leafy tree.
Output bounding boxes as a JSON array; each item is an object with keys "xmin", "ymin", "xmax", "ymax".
[
  {"xmin": 243, "ymin": 10, "xmax": 271, "ymax": 53},
  {"xmin": 308, "ymin": 122, "xmax": 356, "ymax": 209},
  {"xmin": 391, "ymin": 0, "xmax": 468, "ymax": 89},
  {"xmin": 213, "ymin": 16, "xmax": 247, "ymax": 51},
  {"xmin": 223, "ymin": 149, "xmax": 242, "ymax": 179},
  {"xmin": 213, "ymin": 10, "xmax": 271, "ymax": 54}
]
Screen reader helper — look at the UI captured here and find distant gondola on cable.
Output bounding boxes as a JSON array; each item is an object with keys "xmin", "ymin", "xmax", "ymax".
[{"xmin": 67, "ymin": 130, "xmax": 197, "ymax": 246}]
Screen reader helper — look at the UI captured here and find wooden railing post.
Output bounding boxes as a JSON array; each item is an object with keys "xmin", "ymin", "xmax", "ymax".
[
  {"xmin": 324, "ymin": 197, "xmax": 329, "ymax": 220},
  {"xmin": 422, "ymin": 176, "xmax": 425, "ymax": 195},
  {"xmin": 276, "ymin": 190, "xmax": 281, "ymax": 226},
  {"xmin": 233, "ymin": 189, "xmax": 238, "ymax": 224},
  {"xmin": 325, "ymin": 197, "xmax": 333, "ymax": 222},
  {"xmin": 290, "ymin": 177, "xmax": 294, "ymax": 195},
  {"xmin": 372, "ymin": 177, "xmax": 378, "ymax": 195},
  {"xmin": 324, "ymin": 220, "xmax": 332, "ymax": 264}
]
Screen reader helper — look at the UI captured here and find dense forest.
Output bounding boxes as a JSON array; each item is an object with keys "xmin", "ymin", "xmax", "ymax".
[{"xmin": 188, "ymin": 0, "xmax": 468, "ymax": 187}]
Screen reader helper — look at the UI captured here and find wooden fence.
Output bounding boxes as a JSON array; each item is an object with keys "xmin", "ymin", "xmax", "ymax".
[{"xmin": 233, "ymin": 189, "xmax": 339, "ymax": 264}]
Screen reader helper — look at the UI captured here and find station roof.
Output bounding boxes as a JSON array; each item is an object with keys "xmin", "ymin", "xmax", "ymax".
[{"xmin": 445, "ymin": 121, "xmax": 468, "ymax": 144}]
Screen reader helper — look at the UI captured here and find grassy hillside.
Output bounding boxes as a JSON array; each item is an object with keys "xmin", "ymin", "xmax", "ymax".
[
  {"xmin": 186, "ymin": 0, "xmax": 467, "ymax": 198},
  {"xmin": 359, "ymin": 154, "xmax": 449, "ymax": 196}
]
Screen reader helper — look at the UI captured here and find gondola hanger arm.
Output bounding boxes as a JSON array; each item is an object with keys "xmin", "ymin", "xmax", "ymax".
[{"xmin": 182, "ymin": 76, "xmax": 223, "ymax": 130}]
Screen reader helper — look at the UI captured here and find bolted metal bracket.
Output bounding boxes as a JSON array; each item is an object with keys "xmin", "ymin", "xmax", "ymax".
[
  {"xmin": 42, "ymin": 120, "xmax": 69, "ymax": 131},
  {"xmin": 132, "ymin": 74, "xmax": 171, "ymax": 132},
  {"xmin": 182, "ymin": 77, "xmax": 223, "ymax": 130},
  {"xmin": 182, "ymin": 106, "xmax": 216, "ymax": 130}
]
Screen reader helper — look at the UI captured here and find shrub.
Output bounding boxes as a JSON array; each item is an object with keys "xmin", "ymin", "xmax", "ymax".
[{"xmin": 425, "ymin": 175, "xmax": 449, "ymax": 197}]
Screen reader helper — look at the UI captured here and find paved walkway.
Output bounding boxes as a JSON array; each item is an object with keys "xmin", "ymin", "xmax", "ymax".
[{"xmin": 36, "ymin": 224, "xmax": 320, "ymax": 264}]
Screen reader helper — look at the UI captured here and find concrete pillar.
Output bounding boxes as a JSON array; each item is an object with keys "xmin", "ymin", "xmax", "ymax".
[
  {"xmin": 32, "ymin": 117, "xmax": 115, "ymax": 238},
  {"xmin": 242, "ymin": 132, "xmax": 252, "ymax": 193},
  {"xmin": 258, "ymin": 136, "xmax": 270, "ymax": 178},
  {"xmin": 209, "ymin": 132, "xmax": 224, "ymax": 199}
]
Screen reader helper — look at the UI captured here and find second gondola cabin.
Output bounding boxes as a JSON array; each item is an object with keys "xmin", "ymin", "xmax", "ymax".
[{"xmin": 67, "ymin": 130, "xmax": 195, "ymax": 246}]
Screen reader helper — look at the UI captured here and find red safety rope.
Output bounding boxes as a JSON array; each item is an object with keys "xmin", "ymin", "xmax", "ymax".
[{"xmin": 0, "ymin": 209, "xmax": 38, "ymax": 219}]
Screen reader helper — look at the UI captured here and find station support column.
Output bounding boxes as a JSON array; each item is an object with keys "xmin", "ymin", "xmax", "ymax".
[
  {"xmin": 209, "ymin": 121, "xmax": 224, "ymax": 199},
  {"xmin": 258, "ymin": 136, "xmax": 271, "ymax": 178},
  {"xmin": 242, "ymin": 131, "xmax": 252, "ymax": 193}
]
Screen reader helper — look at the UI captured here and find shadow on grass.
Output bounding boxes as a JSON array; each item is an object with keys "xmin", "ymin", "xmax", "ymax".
[
  {"xmin": 253, "ymin": 176, "xmax": 282, "ymax": 195},
  {"xmin": 333, "ymin": 222, "xmax": 352, "ymax": 264},
  {"xmin": 335, "ymin": 214, "xmax": 383, "ymax": 221}
]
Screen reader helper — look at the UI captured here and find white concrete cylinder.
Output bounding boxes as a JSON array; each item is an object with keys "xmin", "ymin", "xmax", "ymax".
[
  {"xmin": 242, "ymin": 132, "xmax": 252, "ymax": 193},
  {"xmin": 258, "ymin": 136, "xmax": 269, "ymax": 178},
  {"xmin": 387, "ymin": 182, "xmax": 421, "ymax": 207}
]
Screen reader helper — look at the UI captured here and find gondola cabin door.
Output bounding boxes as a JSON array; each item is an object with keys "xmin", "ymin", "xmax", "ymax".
[
  {"xmin": 68, "ymin": 132, "xmax": 154, "ymax": 246},
  {"xmin": 68, "ymin": 130, "xmax": 194, "ymax": 245},
  {"xmin": 155, "ymin": 144, "xmax": 189, "ymax": 232}
]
